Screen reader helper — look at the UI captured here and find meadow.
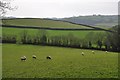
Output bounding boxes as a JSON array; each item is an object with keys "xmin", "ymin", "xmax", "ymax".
[
  {"xmin": 0, "ymin": 44, "xmax": 2, "ymax": 79},
  {"xmin": 2, "ymin": 27, "xmax": 105, "ymax": 39},
  {"xmin": 2, "ymin": 18, "xmax": 92, "ymax": 29},
  {"xmin": 2, "ymin": 18, "xmax": 107, "ymax": 41},
  {"xmin": 2, "ymin": 44, "xmax": 118, "ymax": 78},
  {"xmin": 2, "ymin": 18, "xmax": 117, "ymax": 78}
]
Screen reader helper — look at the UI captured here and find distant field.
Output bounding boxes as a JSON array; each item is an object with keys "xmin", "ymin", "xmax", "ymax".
[
  {"xmin": 2, "ymin": 44, "xmax": 118, "ymax": 78},
  {"xmin": 2, "ymin": 18, "xmax": 93, "ymax": 29},
  {"xmin": 2, "ymin": 18, "xmax": 108, "ymax": 39},
  {"xmin": 2, "ymin": 27, "xmax": 106, "ymax": 39},
  {"xmin": 61, "ymin": 15, "xmax": 117, "ymax": 28},
  {"xmin": 95, "ymin": 23, "xmax": 118, "ymax": 29}
]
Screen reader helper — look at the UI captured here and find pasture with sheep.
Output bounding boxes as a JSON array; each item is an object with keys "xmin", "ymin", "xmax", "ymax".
[
  {"xmin": 2, "ymin": 18, "xmax": 119, "ymax": 78},
  {"xmin": 2, "ymin": 44, "xmax": 118, "ymax": 78}
]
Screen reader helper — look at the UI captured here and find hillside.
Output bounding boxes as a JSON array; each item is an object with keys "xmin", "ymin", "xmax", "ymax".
[
  {"xmin": 2, "ymin": 18, "xmax": 93, "ymax": 29},
  {"xmin": 56, "ymin": 15, "xmax": 117, "ymax": 28},
  {"xmin": 2, "ymin": 18, "xmax": 111, "ymax": 43}
]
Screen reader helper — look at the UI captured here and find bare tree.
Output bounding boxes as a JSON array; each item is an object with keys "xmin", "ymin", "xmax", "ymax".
[{"xmin": 0, "ymin": 0, "xmax": 17, "ymax": 17}]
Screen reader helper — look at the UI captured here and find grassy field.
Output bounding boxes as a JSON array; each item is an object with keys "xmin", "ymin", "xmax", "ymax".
[
  {"xmin": 2, "ymin": 18, "xmax": 107, "ymax": 40},
  {"xmin": 0, "ymin": 44, "xmax": 2, "ymax": 79},
  {"xmin": 2, "ymin": 44, "xmax": 118, "ymax": 78},
  {"xmin": 2, "ymin": 18, "xmax": 93, "ymax": 29},
  {"xmin": 2, "ymin": 27, "xmax": 105, "ymax": 39}
]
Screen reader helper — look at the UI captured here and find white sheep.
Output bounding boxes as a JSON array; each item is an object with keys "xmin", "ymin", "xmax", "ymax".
[
  {"xmin": 32, "ymin": 55, "xmax": 36, "ymax": 59},
  {"xmin": 92, "ymin": 51, "xmax": 95, "ymax": 54},
  {"xmin": 81, "ymin": 52, "xmax": 84, "ymax": 56},
  {"xmin": 23, "ymin": 56, "xmax": 26, "ymax": 58},
  {"xmin": 21, "ymin": 56, "xmax": 26, "ymax": 61},
  {"xmin": 105, "ymin": 51, "xmax": 108, "ymax": 53}
]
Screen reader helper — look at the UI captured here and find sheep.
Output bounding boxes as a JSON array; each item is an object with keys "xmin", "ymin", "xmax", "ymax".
[
  {"xmin": 23, "ymin": 56, "xmax": 26, "ymax": 58},
  {"xmin": 105, "ymin": 51, "xmax": 108, "ymax": 53},
  {"xmin": 32, "ymin": 55, "xmax": 36, "ymax": 59},
  {"xmin": 46, "ymin": 56, "xmax": 52, "ymax": 59},
  {"xmin": 21, "ymin": 56, "xmax": 26, "ymax": 61},
  {"xmin": 92, "ymin": 51, "xmax": 95, "ymax": 54},
  {"xmin": 81, "ymin": 52, "xmax": 84, "ymax": 56}
]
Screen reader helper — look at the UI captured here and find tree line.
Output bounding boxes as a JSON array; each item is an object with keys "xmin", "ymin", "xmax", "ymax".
[{"xmin": 2, "ymin": 25, "xmax": 119, "ymax": 52}]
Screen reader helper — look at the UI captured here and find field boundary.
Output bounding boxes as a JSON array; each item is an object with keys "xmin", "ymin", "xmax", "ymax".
[
  {"xmin": 1, "ymin": 25, "xmax": 113, "ymax": 32},
  {"xmin": 2, "ymin": 18, "xmax": 114, "ymax": 32}
]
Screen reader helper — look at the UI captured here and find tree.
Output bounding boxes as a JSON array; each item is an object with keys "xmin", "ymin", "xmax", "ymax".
[
  {"xmin": 20, "ymin": 30, "xmax": 28, "ymax": 44},
  {"xmin": 97, "ymin": 40, "xmax": 102, "ymax": 49},
  {"xmin": 118, "ymin": 25, "xmax": 120, "ymax": 51},
  {"xmin": 88, "ymin": 41, "xmax": 92, "ymax": 48},
  {"xmin": 50, "ymin": 36, "xmax": 60, "ymax": 46},
  {"xmin": 67, "ymin": 33, "xmax": 74, "ymax": 47},
  {"xmin": 61, "ymin": 35, "xmax": 69, "ymax": 47},
  {"xmin": 39, "ymin": 30, "xmax": 47, "ymax": 45},
  {"xmin": 0, "ymin": 0, "xmax": 17, "ymax": 17},
  {"xmin": 103, "ymin": 37, "xmax": 111, "ymax": 50},
  {"xmin": 2, "ymin": 34, "xmax": 16, "ymax": 43},
  {"xmin": 107, "ymin": 25, "xmax": 120, "ymax": 51},
  {"xmin": 40, "ymin": 35, "xmax": 47, "ymax": 45},
  {"xmin": 81, "ymin": 39, "xmax": 88, "ymax": 48}
]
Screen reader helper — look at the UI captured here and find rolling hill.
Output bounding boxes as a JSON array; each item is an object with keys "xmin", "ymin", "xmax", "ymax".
[
  {"xmin": 2, "ymin": 18, "xmax": 94, "ymax": 29},
  {"xmin": 2, "ymin": 18, "xmax": 108, "ymax": 41},
  {"xmin": 55, "ymin": 15, "xmax": 117, "ymax": 28}
]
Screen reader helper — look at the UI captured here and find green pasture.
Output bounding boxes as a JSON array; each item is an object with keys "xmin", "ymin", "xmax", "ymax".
[
  {"xmin": 2, "ymin": 44, "xmax": 118, "ymax": 78},
  {"xmin": 2, "ymin": 19, "xmax": 92, "ymax": 29},
  {"xmin": 0, "ymin": 44, "xmax": 2, "ymax": 79},
  {"xmin": 2, "ymin": 18, "xmax": 107, "ymax": 40},
  {"xmin": 2, "ymin": 27, "xmax": 106, "ymax": 39}
]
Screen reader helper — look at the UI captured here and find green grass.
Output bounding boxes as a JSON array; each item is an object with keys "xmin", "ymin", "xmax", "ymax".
[
  {"xmin": 0, "ymin": 26, "xmax": 2, "ymax": 35},
  {"xmin": 2, "ymin": 27, "xmax": 105, "ymax": 39},
  {"xmin": 2, "ymin": 44, "xmax": 118, "ymax": 78},
  {"xmin": 2, "ymin": 18, "xmax": 93, "ymax": 29},
  {"xmin": 95, "ymin": 23, "xmax": 118, "ymax": 28},
  {"xmin": 2, "ymin": 18, "xmax": 107, "ymax": 40},
  {"xmin": 0, "ymin": 44, "xmax": 2, "ymax": 79}
]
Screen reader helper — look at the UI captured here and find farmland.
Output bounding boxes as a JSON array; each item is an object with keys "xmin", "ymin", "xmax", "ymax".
[
  {"xmin": 2, "ymin": 18, "xmax": 118, "ymax": 78},
  {"xmin": 2, "ymin": 27, "xmax": 105, "ymax": 39},
  {"xmin": 2, "ymin": 18, "xmax": 93, "ymax": 29},
  {"xmin": 61, "ymin": 15, "xmax": 117, "ymax": 28},
  {"xmin": 0, "ymin": 44, "xmax": 2, "ymax": 79},
  {"xmin": 2, "ymin": 44, "xmax": 118, "ymax": 78},
  {"xmin": 2, "ymin": 18, "xmax": 107, "ymax": 44}
]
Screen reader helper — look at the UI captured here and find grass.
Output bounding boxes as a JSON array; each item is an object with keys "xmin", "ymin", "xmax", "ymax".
[
  {"xmin": 2, "ymin": 44, "xmax": 118, "ymax": 78},
  {"xmin": 0, "ymin": 44, "xmax": 2, "ymax": 79},
  {"xmin": 2, "ymin": 27, "xmax": 106, "ymax": 39},
  {"xmin": 2, "ymin": 18, "xmax": 107, "ymax": 40},
  {"xmin": 2, "ymin": 18, "xmax": 93, "ymax": 29},
  {"xmin": 0, "ymin": 26, "xmax": 2, "ymax": 36},
  {"xmin": 95, "ymin": 23, "xmax": 118, "ymax": 28}
]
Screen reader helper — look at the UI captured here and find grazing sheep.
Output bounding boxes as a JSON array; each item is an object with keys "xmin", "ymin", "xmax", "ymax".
[
  {"xmin": 23, "ymin": 56, "xmax": 26, "ymax": 58},
  {"xmin": 105, "ymin": 51, "xmax": 108, "ymax": 53},
  {"xmin": 81, "ymin": 52, "xmax": 84, "ymax": 56},
  {"xmin": 92, "ymin": 51, "xmax": 95, "ymax": 54},
  {"xmin": 32, "ymin": 55, "xmax": 36, "ymax": 59},
  {"xmin": 21, "ymin": 56, "xmax": 26, "ymax": 61},
  {"xmin": 46, "ymin": 56, "xmax": 52, "ymax": 59}
]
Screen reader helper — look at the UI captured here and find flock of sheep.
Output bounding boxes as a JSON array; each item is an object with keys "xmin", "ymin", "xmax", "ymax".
[
  {"xmin": 81, "ymin": 50, "xmax": 108, "ymax": 56},
  {"xmin": 20, "ymin": 51, "xmax": 108, "ymax": 61},
  {"xmin": 20, "ymin": 55, "xmax": 52, "ymax": 61}
]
